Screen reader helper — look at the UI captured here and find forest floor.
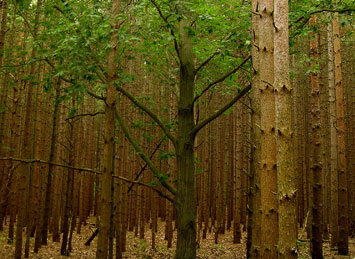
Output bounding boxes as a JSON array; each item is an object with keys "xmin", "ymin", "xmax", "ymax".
[{"xmin": 0, "ymin": 217, "xmax": 354, "ymax": 258}]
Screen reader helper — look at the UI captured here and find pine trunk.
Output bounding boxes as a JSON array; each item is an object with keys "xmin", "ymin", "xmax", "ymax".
[{"xmin": 332, "ymin": 13, "xmax": 349, "ymax": 256}]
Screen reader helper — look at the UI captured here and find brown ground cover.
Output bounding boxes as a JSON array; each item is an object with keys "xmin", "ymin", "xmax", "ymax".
[{"xmin": 0, "ymin": 218, "xmax": 353, "ymax": 258}]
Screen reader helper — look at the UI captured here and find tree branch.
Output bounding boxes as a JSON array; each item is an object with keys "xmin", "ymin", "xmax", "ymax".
[
  {"xmin": 117, "ymin": 175, "xmax": 173, "ymax": 203},
  {"xmin": 0, "ymin": 157, "xmax": 101, "ymax": 174},
  {"xmin": 193, "ymin": 55, "xmax": 251, "ymax": 104},
  {"xmin": 66, "ymin": 111, "xmax": 104, "ymax": 121},
  {"xmin": 115, "ymin": 85, "xmax": 176, "ymax": 144},
  {"xmin": 127, "ymin": 136, "xmax": 165, "ymax": 193},
  {"xmin": 114, "ymin": 107, "xmax": 177, "ymax": 196},
  {"xmin": 0, "ymin": 157, "xmax": 172, "ymax": 202},
  {"xmin": 290, "ymin": 8, "xmax": 355, "ymax": 29},
  {"xmin": 194, "ymin": 51, "xmax": 218, "ymax": 76},
  {"xmin": 191, "ymin": 84, "xmax": 251, "ymax": 135},
  {"xmin": 149, "ymin": 0, "xmax": 181, "ymax": 63}
]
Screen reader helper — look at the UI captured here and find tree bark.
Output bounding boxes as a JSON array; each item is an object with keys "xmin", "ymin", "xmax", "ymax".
[
  {"xmin": 327, "ymin": 18, "xmax": 338, "ymax": 248},
  {"xmin": 274, "ymin": 0, "xmax": 297, "ymax": 257},
  {"xmin": 332, "ymin": 13, "xmax": 349, "ymax": 256},
  {"xmin": 175, "ymin": 17, "xmax": 197, "ymax": 259},
  {"xmin": 309, "ymin": 15, "xmax": 323, "ymax": 259},
  {"xmin": 95, "ymin": 1, "xmax": 119, "ymax": 258},
  {"xmin": 250, "ymin": 0, "xmax": 261, "ymax": 257},
  {"xmin": 258, "ymin": 0, "xmax": 278, "ymax": 257}
]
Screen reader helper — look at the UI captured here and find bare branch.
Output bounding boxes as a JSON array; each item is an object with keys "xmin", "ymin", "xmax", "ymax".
[
  {"xmin": 116, "ymin": 175, "xmax": 173, "ymax": 203},
  {"xmin": 0, "ymin": 157, "xmax": 101, "ymax": 174},
  {"xmin": 66, "ymin": 111, "xmax": 104, "ymax": 121},
  {"xmin": 127, "ymin": 136, "xmax": 165, "ymax": 192},
  {"xmin": 0, "ymin": 157, "xmax": 173, "ymax": 202}
]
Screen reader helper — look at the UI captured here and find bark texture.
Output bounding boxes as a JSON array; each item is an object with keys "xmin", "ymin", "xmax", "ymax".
[
  {"xmin": 95, "ymin": 0, "xmax": 119, "ymax": 257},
  {"xmin": 332, "ymin": 13, "xmax": 349, "ymax": 256},
  {"xmin": 258, "ymin": 0, "xmax": 278, "ymax": 258},
  {"xmin": 274, "ymin": 0, "xmax": 297, "ymax": 257},
  {"xmin": 309, "ymin": 15, "xmax": 323, "ymax": 259}
]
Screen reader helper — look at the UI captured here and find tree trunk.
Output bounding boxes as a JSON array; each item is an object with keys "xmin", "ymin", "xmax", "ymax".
[
  {"xmin": 332, "ymin": 13, "xmax": 349, "ymax": 256},
  {"xmin": 258, "ymin": 0, "xmax": 278, "ymax": 257},
  {"xmin": 95, "ymin": 1, "xmax": 119, "ymax": 258},
  {"xmin": 175, "ymin": 17, "xmax": 197, "ymax": 259},
  {"xmin": 309, "ymin": 15, "xmax": 323, "ymax": 259},
  {"xmin": 327, "ymin": 18, "xmax": 338, "ymax": 248},
  {"xmin": 41, "ymin": 79, "xmax": 61, "ymax": 245},
  {"xmin": 250, "ymin": 0, "xmax": 261, "ymax": 257},
  {"xmin": 15, "ymin": 0, "xmax": 42, "ymax": 254},
  {"xmin": 274, "ymin": 0, "xmax": 297, "ymax": 257}
]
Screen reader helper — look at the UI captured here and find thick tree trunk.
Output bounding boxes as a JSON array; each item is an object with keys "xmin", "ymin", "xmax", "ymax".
[
  {"xmin": 175, "ymin": 18, "xmax": 197, "ymax": 259},
  {"xmin": 274, "ymin": 0, "xmax": 297, "ymax": 257},
  {"xmin": 258, "ymin": 0, "xmax": 278, "ymax": 257}
]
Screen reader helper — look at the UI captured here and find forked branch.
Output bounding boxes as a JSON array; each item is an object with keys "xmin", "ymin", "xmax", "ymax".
[
  {"xmin": 0, "ymin": 157, "xmax": 173, "ymax": 202},
  {"xmin": 115, "ymin": 85, "xmax": 176, "ymax": 144},
  {"xmin": 193, "ymin": 55, "xmax": 251, "ymax": 104},
  {"xmin": 191, "ymin": 84, "xmax": 251, "ymax": 135},
  {"xmin": 114, "ymin": 107, "xmax": 177, "ymax": 196}
]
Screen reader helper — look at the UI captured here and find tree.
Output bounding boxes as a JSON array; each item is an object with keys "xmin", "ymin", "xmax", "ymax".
[
  {"xmin": 258, "ymin": 0, "xmax": 278, "ymax": 257},
  {"xmin": 327, "ymin": 14, "xmax": 338, "ymax": 249},
  {"xmin": 249, "ymin": 0, "xmax": 261, "ymax": 257},
  {"xmin": 95, "ymin": 0, "xmax": 119, "ymax": 258},
  {"xmin": 309, "ymin": 15, "xmax": 323, "ymax": 259},
  {"xmin": 274, "ymin": 0, "xmax": 297, "ymax": 257},
  {"xmin": 332, "ymin": 12, "xmax": 349, "ymax": 256}
]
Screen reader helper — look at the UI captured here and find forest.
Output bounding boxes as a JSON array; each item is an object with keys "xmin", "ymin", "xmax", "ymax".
[{"xmin": 0, "ymin": 0, "xmax": 354, "ymax": 258}]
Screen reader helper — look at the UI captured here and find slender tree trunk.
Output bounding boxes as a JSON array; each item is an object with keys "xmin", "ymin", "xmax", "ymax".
[
  {"xmin": 250, "ymin": 0, "xmax": 261, "ymax": 257},
  {"xmin": 327, "ymin": 19, "xmax": 338, "ymax": 248},
  {"xmin": 233, "ymin": 104, "xmax": 242, "ymax": 244},
  {"xmin": 41, "ymin": 79, "xmax": 61, "ymax": 245},
  {"xmin": 95, "ymin": 1, "xmax": 119, "ymax": 258},
  {"xmin": 15, "ymin": 1, "xmax": 42, "ymax": 255},
  {"xmin": 332, "ymin": 13, "xmax": 349, "ymax": 256},
  {"xmin": 309, "ymin": 15, "xmax": 323, "ymax": 259}
]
